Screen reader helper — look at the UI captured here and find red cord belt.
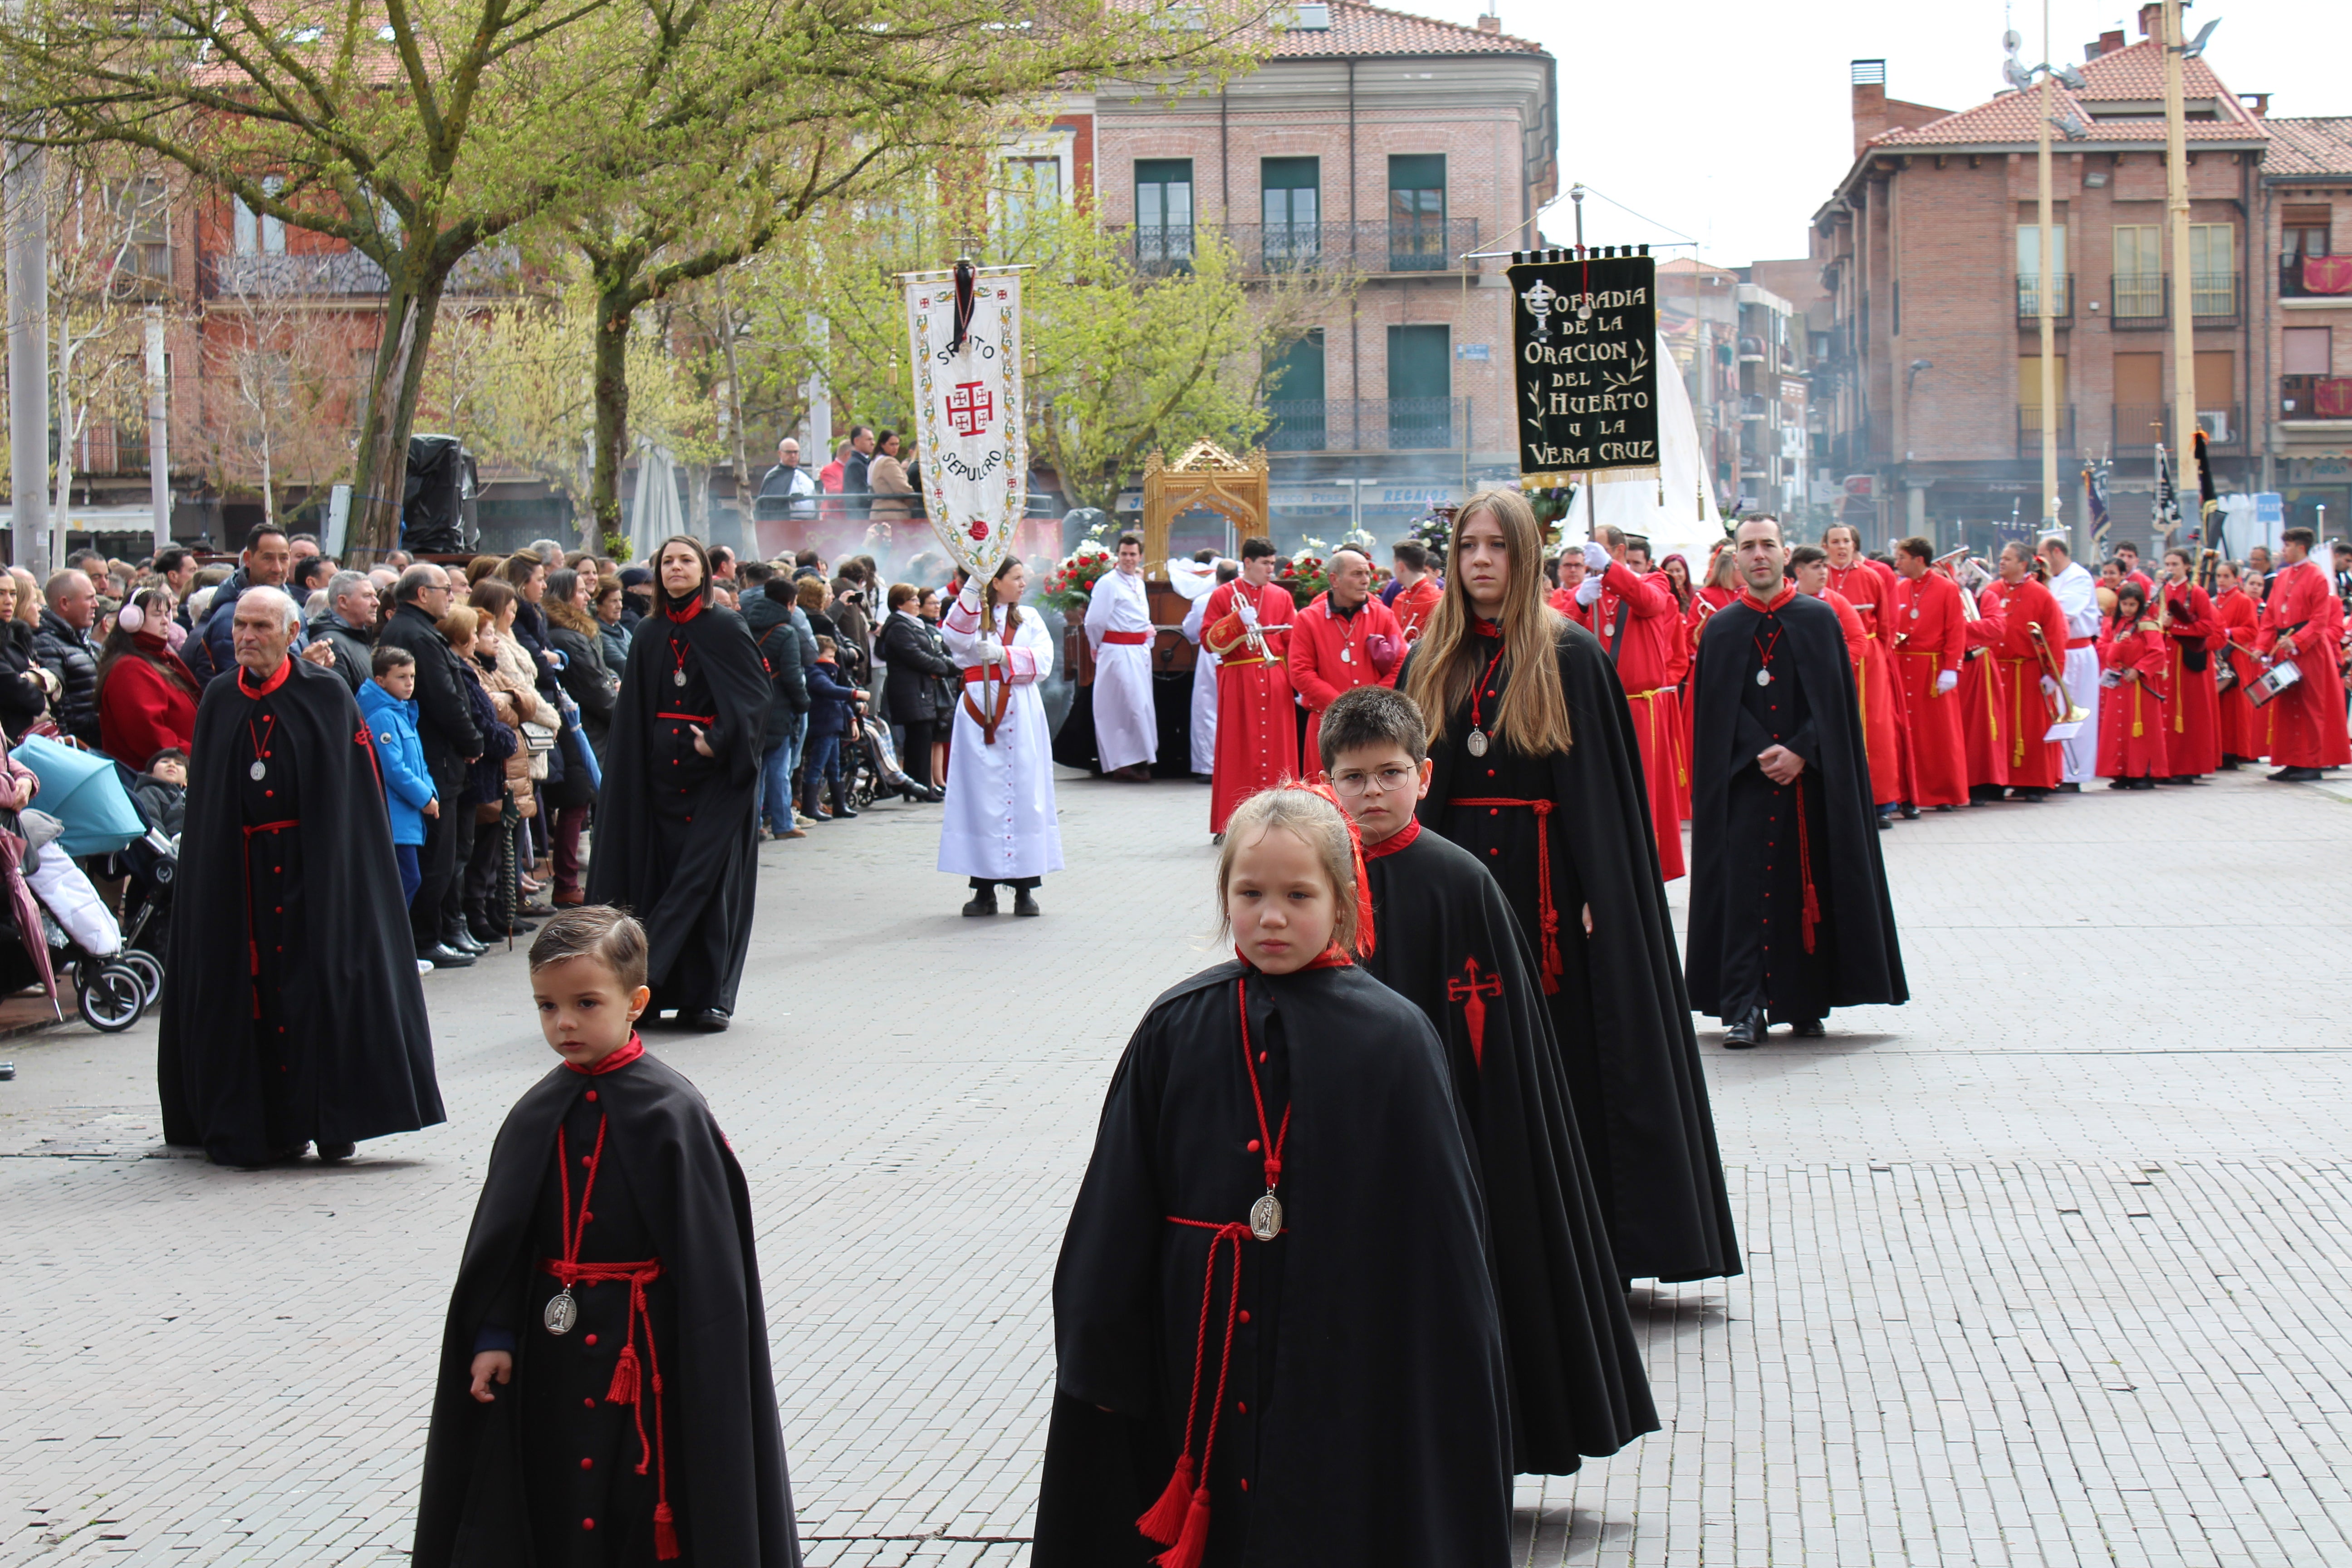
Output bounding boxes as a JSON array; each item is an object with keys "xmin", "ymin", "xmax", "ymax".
[
  {"xmin": 656, "ymin": 711, "xmax": 715, "ymax": 724},
  {"xmin": 538, "ymin": 1256, "xmax": 677, "ymax": 1558},
  {"xmin": 1450, "ymin": 797, "xmax": 1563, "ymax": 992}
]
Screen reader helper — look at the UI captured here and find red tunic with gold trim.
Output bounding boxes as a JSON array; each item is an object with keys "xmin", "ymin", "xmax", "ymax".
[
  {"xmin": 1580, "ymin": 562, "xmax": 1686, "ymax": 881},
  {"xmin": 1979, "ymin": 575, "xmax": 2069, "ymax": 792},
  {"xmin": 1824, "ymin": 562, "xmax": 1906, "ymax": 806},
  {"xmin": 1286, "ymin": 591, "xmax": 1405, "ymax": 774},
  {"xmin": 2212, "ymin": 585, "xmax": 2266, "ymax": 761},
  {"xmin": 1956, "ymin": 584, "xmax": 2009, "ymax": 792},
  {"xmin": 1890, "ymin": 569, "xmax": 1968, "ymax": 808},
  {"xmin": 1203, "ymin": 579, "xmax": 1299, "ymax": 833},
  {"xmin": 2255, "ymin": 559, "xmax": 2352, "ymax": 769},
  {"xmin": 2097, "ymin": 615, "xmax": 2172, "ymax": 779},
  {"xmin": 1391, "ymin": 576, "xmax": 1442, "ymax": 643},
  {"xmin": 2156, "ymin": 580, "xmax": 2222, "ymax": 777}
]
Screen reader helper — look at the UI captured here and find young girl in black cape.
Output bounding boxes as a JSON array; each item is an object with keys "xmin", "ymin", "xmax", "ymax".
[
  {"xmin": 412, "ymin": 906, "xmax": 800, "ymax": 1567},
  {"xmin": 1035, "ymin": 786, "xmax": 1511, "ymax": 1568}
]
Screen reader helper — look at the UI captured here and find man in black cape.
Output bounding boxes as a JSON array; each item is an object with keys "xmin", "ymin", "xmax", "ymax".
[
  {"xmin": 159, "ymin": 589, "xmax": 442, "ymax": 1166},
  {"xmin": 1035, "ymin": 956, "xmax": 1512, "ymax": 1567},
  {"xmin": 587, "ymin": 536, "xmax": 771, "ymax": 1030},
  {"xmin": 1686, "ymin": 516, "xmax": 1906, "ymax": 1046},
  {"xmin": 412, "ymin": 1020, "xmax": 799, "ymax": 1563},
  {"xmin": 1319, "ymin": 686, "xmax": 1656, "ymax": 1475},
  {"xmin": 1406, "ymin": 610, "xmax": 1738, "ymax": 1286}
]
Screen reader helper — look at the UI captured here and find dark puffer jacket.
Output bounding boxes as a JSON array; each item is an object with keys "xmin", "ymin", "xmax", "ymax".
[
  {"xmin": 742, "ymin": 588, "xmax": 810, "ymax": 750},
  {"xmin": 30, "ymin": 609, "xmax": 99, "ymax": 745}
]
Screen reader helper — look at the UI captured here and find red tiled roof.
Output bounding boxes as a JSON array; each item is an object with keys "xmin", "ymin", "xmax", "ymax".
[
  {"xmin": 2264, "ymin": 118, "xmax": 2352, "ymax": 179},
  {"xmin": 1262, "ymin": 0, "xmax": 1545, "ymax": 58},
  {"xmin": 1867, "ymin": 37, "xmax": 2264, "ymax": 149}
]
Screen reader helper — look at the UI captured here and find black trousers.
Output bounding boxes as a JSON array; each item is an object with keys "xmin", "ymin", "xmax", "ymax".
[
  {"xmin": 410, "ymin": 763, "xmax": 464, "ymax": 946},
  {"xmin": 902, "ymin": 718, "xmax": 939, "ymax": 786}
]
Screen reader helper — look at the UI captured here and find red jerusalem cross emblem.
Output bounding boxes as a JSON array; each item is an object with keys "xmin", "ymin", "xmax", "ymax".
[
  {"xmin": 1446, "ymin": 955, "xmax": 1503, "ymax": 1067},
  {"xmin": 945, "ymin": 380, "xmax": 993, "ymax": 437}
]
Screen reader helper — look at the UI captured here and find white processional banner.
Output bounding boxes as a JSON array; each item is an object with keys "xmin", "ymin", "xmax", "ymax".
[{"xmin": 902, "ymin": 267, "xmax": 1027, "ymax": 582}]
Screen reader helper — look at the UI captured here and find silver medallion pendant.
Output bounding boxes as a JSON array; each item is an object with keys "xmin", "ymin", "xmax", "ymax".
[
  {"xmin": 1910, "ymin": 608, "xmax": 1921, "ymax": 619},
  {"xmin": 1756, "ymin": 668, "xmax": 1773, "ymax": 687},
  {"xmin": 1250, "ymin": 1191, "xmax": 1284, "ymax": 1242},
  {"xmin": 249, "ymin": 760, "xmax": 268, "ymax": 781},
  {"xmin": 1466, "ymin": 728, "xmax": 1489, "ymax": 758},
  {"xmin": 673, "ymin": 668, "xmax": 688, "ymax": 687},
  {"xmin": 543, "ymin": 1288, "xmax": 578, "ymax": 1336},
  {"xmin": 1339, "ymin": 647, "xmax": 1353, "ymax": 664}
]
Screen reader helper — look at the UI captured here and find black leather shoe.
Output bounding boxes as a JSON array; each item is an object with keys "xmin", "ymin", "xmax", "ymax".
[
  {"xmin": 2273, "ymin": 766, "xmax": 2322, "ymax": 782},
  {"xmin": 687, "ymin": 1008, "xmax": 731, "ymax": 1033},
  {"xmin": 1013, "ymin": 888, "xmax": 1040, "ymax": 917},
  {"xmin": 443, "ymin": 923, "xmax": 487, "ymax": 955},
  {"xmin": 1790, "ymin": 1018, "xmax": 1827, "ymax": 1039},
  {"xmin": 316, "ymin": 1142, "xmax": 356, "ymax": 1161},
  {"xmin": 1900, "ymin": 804, "xmax": 1920, "ymax": 819},
  {"xmin": 963, "ymin": 887, "xmax": 999, "ymax": 916},
  {"xmin": 1724, "ymin": 1009, "xmax": 1765, "ymax": 1049},
  {"xmin": 419, "ymin": 943, "xmax": 476, "ymax": 968}
]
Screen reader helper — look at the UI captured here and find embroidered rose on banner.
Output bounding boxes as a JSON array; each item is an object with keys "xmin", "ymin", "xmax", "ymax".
[{"xmin": 902, "ymin": 268, "xmax": 1028, "ymax": 583}]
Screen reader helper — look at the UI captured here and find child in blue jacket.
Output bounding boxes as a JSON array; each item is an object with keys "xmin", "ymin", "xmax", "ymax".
[
  {"xmin": 358, "ymin": 645, "xmax": 441, "ymax": 921},
  {"xmin": 800, "ymin": 635, "xmax": 867, "ymax": 823}
]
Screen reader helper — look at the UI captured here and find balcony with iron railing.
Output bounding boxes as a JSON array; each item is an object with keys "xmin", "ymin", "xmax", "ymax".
[
  {"xmin": 1264, "ymin": 396, "xmax": 1471, "ymax": 452},
  {"xmin": 2279, "ymin": 255, "xmax": 2352, "ymax": 300},
  {"xmin": 1129, "ymin": 217, "xmax": 1481, "ymax": 278},
  {"xmin": 2107, "ymin": 272, "xmax": 2241, "ymax": 328},
  {"xmin": 2280, "ymin": 376, "xmax": 2352, "ymax": 421},
  {"xmin": 2016, "ymin": 406, "xmax": 2076, "ymax": 458},
  {"xmin": 2017, "ymin": 274, "xmax": 2073, "ymax": 323},
  {"xmin": 2111, "ymin": 403, "xmax": 2243, "ymax": 451}
]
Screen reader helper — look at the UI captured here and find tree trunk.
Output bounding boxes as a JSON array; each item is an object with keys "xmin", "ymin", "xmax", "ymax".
[
  {"xmin": 349, "ymin": 266, "xmax": 447, "ymax": 563},
  {"xmin": 259, "ymin": 421, "xmax": 276, "ymax": 527},
  {"xmin": 590, "ymin": 280, "xmax": 636, "ymax": 548}
]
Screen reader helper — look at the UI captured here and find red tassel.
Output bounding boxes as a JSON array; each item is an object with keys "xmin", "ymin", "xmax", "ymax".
[
  {"xmin": 652, "ymin": 1500, "xmax": 680, "ymax": 1560},
  {"xmin": 606, "ymin": 1344, "xmax": 640, "ymax": 1405},
  {"xmin": 1152, "ymin": 1487, "xmax": 1213, "ymax": 1568},
  {"xmin": 1135, "ymin": 1455, "xmax": 1195, "ymax": 1546}
]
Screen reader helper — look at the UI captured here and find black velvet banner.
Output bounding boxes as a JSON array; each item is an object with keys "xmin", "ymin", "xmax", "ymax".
[{"xmin": 1507, "ymin": 248, "xmax": 1660, "ymax": 487}]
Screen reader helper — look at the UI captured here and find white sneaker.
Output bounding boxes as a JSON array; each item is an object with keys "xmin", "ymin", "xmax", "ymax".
[{"xmin": 416, "ymin": 958, "xmax": 435, "ymax": 975}]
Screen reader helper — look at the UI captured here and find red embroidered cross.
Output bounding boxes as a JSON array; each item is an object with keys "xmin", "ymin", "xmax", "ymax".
[
  {"xmin": 945, "ymin": 380, "xmax": 993, "ymax": 437},
  {"xmin": 1445, "ymin": 955, "xmax": 1503, "ymax": 1068}
]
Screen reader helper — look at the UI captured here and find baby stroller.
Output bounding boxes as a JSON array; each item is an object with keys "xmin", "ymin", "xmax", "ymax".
[{"xmin": 6, "ymin": 737, "xmax": 165, "ymax": 1032}]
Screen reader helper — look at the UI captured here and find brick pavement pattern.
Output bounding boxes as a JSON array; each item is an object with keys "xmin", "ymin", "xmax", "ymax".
[{"xmin": 2, "ymin": 769, "xmax": 2348, "ymax": 1565}]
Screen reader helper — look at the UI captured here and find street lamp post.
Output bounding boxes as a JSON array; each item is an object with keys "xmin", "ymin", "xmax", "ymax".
[
  {"xmin": 2007, "ymin": 10, "xmax": 2088, "ymax": 539},
  {"xmin": 2161, "ymin": 0, "xmax": 2198, "ymax": 523}
]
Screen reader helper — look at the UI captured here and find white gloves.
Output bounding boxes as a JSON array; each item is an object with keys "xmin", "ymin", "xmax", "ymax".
[
  {"xmin": 1574, "ymin": 575, "xmax": 1605, "ymax": 608},
  {"xmin": 1236, "ymin": 601, "xmax": 1259, "ymax": 628},
  {"xmin": 2040, "ymin": 675, "xmax": 2061, "ymax": 697},
  {"xmin": 976, "ymin": 637, "xmax": 1007, "ymax": 666},
  {"xmin": 1936, "ymin": 669, "xmax": 1959, "ymax": 694},
  {"xmin": 1581, "ymin": 541, "xmax": 1612, "ymax": 573}
]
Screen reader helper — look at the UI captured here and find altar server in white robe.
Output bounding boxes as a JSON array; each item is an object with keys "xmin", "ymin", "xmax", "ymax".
[
  {"xmin": 1082, "ymin": 531, "xmax": 1158, "ymax": 779},
  {"xmin": 2041, "ymin": 534, "xmax": 2102, "ymax": 788},
  {"xmin": 940, "ymin": 557, "xmax": 1064, "ymax": 916},
  {"xmin": 1173, "ymin": 555, "xmax": 1233, "ymax": 778}
]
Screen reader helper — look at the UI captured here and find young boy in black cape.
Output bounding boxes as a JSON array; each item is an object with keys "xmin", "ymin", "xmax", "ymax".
[
  {"xmin": 413, "ymin": 907, "xmax": 801, "ymax": 1568},
  {"xmin": 1035, "ymin": 786, "xmax": 1511, "ymax": 1568},
  {"xmin": 1318, "ymin": 685, "xmax": 1658, "ymax": 1476}
]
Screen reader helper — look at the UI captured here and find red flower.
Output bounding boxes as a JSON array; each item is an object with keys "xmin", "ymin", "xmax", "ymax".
[{"xmin": 968, "ymin": 521, "xmax": 989, "ymax": 540}]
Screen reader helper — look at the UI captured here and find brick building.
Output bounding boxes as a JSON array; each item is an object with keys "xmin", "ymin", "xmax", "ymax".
[
  {"xmin": 1088, "ymin": 0, "xmax": 1558, "ymax": 549},
  {"xmin": 1808, "ymin": 7, "xmax": 2276, "ymax": 555},
  {"xmin": 2262, "ymin": 116, "xmax": 2352, "ymax": 531}
]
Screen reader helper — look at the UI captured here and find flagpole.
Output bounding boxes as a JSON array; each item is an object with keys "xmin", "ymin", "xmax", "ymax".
[{"xmin": 2162, "ymin": 0, "xmax": 2198, "ymax": 535}]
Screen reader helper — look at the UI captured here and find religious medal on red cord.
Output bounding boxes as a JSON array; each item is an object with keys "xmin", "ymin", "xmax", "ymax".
[
  {"xmin": 1237, "ymin": 978, "xmax": 1292, "ymax": 1241},
  {"xmin": 247, "ymin": 714, "xmax": 278, "ymax": 782},
  {"xmin": 1465, "ymin": 637, "xmax": 1508, "ymax": 758},
  {"xmin": 1752, "ymin": 622, "xmax": 1785, "ymax": 688},
  {"xmin": 543, "ymin": 1116, "xmax": 609, "ymax": 1334}
]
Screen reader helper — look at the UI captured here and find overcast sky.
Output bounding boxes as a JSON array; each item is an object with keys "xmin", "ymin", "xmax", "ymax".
[{"xmin": 1403, "ymin": 0, "xmax": 2352, "ymax": 268}]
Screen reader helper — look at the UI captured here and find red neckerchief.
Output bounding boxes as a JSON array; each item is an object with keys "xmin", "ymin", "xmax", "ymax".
[
  {"xmin": 236, "ymin": 657, "xmax": 293, "ymax": 699},
  {"xmin": 662, "ymin": 593, "xmax": 705, "ymax": 624},
  {"xmin": 1362, "ymin": 817, "xmax": 1422, "ymax": 860},
  {"xmin": 564, "ymin": 1032, "xmax": 645, "ymax": 1076},
  {"xmin": 1741, "ymin": 582, "xmax": 1798, "ymax": 613},
  {"xmin": 1234, "ymin": 943, "xmax": 1356, "ymax": 972}
]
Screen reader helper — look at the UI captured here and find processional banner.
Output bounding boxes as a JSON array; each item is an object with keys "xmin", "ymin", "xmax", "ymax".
[
  {"xmin": 1507, "ymin": 248, "xmax": 1660, "ymax": 488},
  {"xmin": 902, "ymin": 264, "xmax": 1027, "ymax": 581}
]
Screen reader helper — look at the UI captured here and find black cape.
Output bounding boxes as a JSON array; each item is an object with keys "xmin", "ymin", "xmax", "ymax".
[
  {"xmin": 1360, "ymin": 823, "xmax": 1657, "ymax": 1473},
  {"xmin": 1035, "ymin": 960, "xmax": 1511, "ymax": 1568},
  {"xmin": 586, "ymin": 600, "xmax": 771, "ymax": 1014},
  {"xmin": 158, "ymin": 657, "xmax": 441, "ymax": 1163},
  {"xmin": 1685, "ymin": 589, "xmax": 1905, "ymax": 1020},
  {"xmin": 1406, "ymin": 619, "xmax": 1739, "ymax": 1284},
  {"xmin": 414, "ymin": 1049, "xmax": 799, "ymax": 1567}
]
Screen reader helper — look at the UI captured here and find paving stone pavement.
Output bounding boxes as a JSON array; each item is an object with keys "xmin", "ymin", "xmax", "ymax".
[{"xmin": 2, "ymin": 767, "xmax": 2348, "ymax": 1566}]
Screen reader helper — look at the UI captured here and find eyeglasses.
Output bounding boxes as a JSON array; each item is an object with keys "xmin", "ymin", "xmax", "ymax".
[{"xmin": 1329, "ymin": 765, "xmax": 1417, "ymax": 796}]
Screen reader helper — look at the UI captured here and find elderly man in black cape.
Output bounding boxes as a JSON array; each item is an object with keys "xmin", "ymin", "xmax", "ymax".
[
  {"xmin": 1318, "ymin": 685, "xmax": 1656, "ymax": 1475},
  {"xmin": 1686, "ymin": 516, "xmax": 1906, "ymax": 1046},
  {"xmin": 158, "ymin": 588, "xmax": 442, "ymax": 1166},
  {"xmin": 587, "ymin": 536, "xmax": 771, "ymax": 1031},
  {"xmin": 1401, "ymin": 488, "xmax": 1737, "ymax": 1287}
]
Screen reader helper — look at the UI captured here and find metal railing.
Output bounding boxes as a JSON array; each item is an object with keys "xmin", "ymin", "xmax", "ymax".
[
  {"xmin": 2016, "ymin": 274, "xmax": 2073, "ymax": 322},
  {"xmin": 2280, "ymin": 376, "xmax": 2352, "ymax": 421},
  {"xmin": 198, "ymin": 245, "xmax": 522, "ymax": 299},
  {"xmin": 2112, "ymin": 403, "xmax": 2243, "ymax": 451},
  {"xmin": 2016, "ymin": 406, "xmax": 2075, "ymax": 458},
  {"xmin": 2111, "ymin": 272, "xmax": 2164, "ymax": 325},
  {"xmin": 1129, "ymin": 217, "xmax": 1481, "ymax": 277},
  {"xmin": 2190, "ymin": 271, "xmax": 2239, "ymax": 321},
  {"xmin": 2281, "ymin": 256, "xmax": 2351, "ymax": 299},
  {"xmin": 2107, "ymin": 272, "xmax": 2241, "ymax": 326},
  {"xmin": 1264, "ymin": 396, "xmax": 1470, "ymax": 452}
]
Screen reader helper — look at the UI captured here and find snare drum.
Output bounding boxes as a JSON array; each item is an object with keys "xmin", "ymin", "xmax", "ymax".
[{"xmin": 2246, "ymin": 659, "xmax": 2303, "ymax": 709}]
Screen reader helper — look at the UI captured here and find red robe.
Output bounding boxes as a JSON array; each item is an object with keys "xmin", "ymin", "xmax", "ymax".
[
  {"xmin": 1391, "ymin": 576, "xmax": 1442, "ymax": 642},
  {"xmin": 2256, "ymin": 559, "xmax": 2352, "ymax": 769},
  {"xmin": 2097, "ymin": 617, "xmax": 2171, "ymax": 779},
  {"xmin": 1980, "ymin": 576, "xmax": 2068, "ymax": 791},
  {"xmin": 1286, "ymin": 592, "xmax": 1404, "ymax": 772},
  {"xmin": 2155, "ymin": 582, "xmax": 2222, "ymax": 777},
  {"xmin": 1825, "ymin": 562, "xmax": 1906, "ymax": 806},
  {"xmin": 2212, "ymin": 586, "xmax": 2266, "ymax": 761},
  {"xmin": 1957, "ymin": 587, "xmax": 2009, "ymax": 791},
  {"xmin": 1203, "ymin": 580, "xmax": 1299, "ymax": 833},
  {"xmin": 1573, "ymin": 561, "xmax": 1686, "ymax": 880},
  {"xmin": 1891, "ymin": 569, "xmax": 1968, "ymax": 807}
]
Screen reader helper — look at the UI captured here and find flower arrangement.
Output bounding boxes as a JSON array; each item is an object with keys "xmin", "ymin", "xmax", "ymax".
[
  {"xmin": 1039, "ymin": 527, "xmax": 1117, "ymax": 612},
  {"xmin": 1273, "ymin": 537, "xmax": 1391, "ymax": 609},
  {"xmin": 1408, "ymin": 504, "xmax": 1457, "ymax": 564}
]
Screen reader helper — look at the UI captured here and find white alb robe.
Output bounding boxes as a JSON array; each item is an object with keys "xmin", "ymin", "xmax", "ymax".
[
  {"xmin": 1183, "ymin": 592, "xmax": 1219, "ymax": 774},
  {"xmin": 1083, "ymin": 566, "xmax": 1157, "ymax": 773},
  {"xmin": 937, "ymin": 587, "xmax": 1064, "ymax": 881},
  {"xmin": 2048, "ymin": 560, "xmax": 2102, "ymax": 783}
]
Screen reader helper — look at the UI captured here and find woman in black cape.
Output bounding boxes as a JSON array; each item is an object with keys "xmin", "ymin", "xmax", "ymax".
[
  {"xmin": 1400, "ymin": 488, "xmax": 1738, "ymax": 1286},
  {"xmin": 587, "ymin": 536, "xmax": 770, "ymax": 1029}
]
